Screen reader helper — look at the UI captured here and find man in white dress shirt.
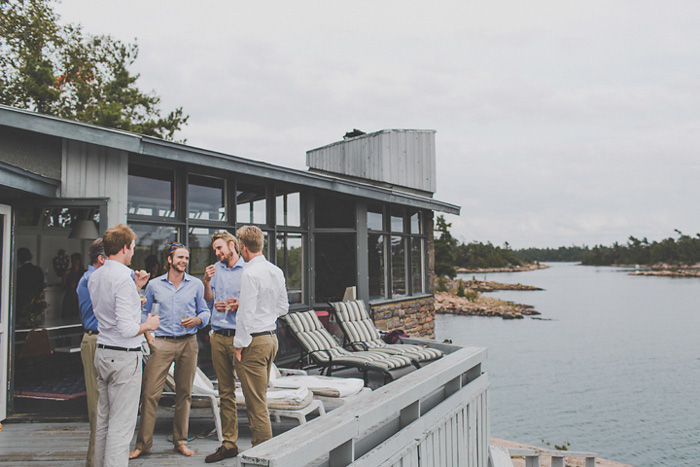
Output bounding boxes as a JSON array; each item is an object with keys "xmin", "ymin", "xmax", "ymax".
[
  {"xmin": 88, "ymin": 224, "xmax": 160, "ymax": 467},
  {"xmin": 233, "ymin": 225, "xmax": 289, "ymax": 446}
]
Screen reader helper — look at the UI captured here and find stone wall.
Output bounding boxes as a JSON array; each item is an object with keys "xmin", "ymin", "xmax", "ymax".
[{"xmin": 370, "ymin": 296, "xmax": 436, "ymax": 339}]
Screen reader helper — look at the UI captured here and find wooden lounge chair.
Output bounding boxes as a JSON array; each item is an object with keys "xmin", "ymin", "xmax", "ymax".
[
  {"xmin": 282, "ymin": 309, "xmax": 417, "ymax": 385},
  {"xmin": 329, "ymin": 299, "xmax": 443, "ymax": 363}
]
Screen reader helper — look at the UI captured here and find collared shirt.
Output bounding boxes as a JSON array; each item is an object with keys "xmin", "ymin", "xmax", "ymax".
[
  {"xmin": 208, "ymin": 257, "xmax": 245, "ymax": 331},
  {"xmin": 88, "ymin": 259, "xmax": 144, "ymax": 348},
  {"xmin": 76, "ymin": 265, "xmax": 98, "ymax": 331},
  {"xmin": 142, "ymin": 272, "xmax": 210, "ymax": 337},
  {"xmin": 233, "ymin": 255, "xmax": 289, "ymax": 348}
]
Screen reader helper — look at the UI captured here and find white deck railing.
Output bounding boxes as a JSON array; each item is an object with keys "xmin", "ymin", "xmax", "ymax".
[
  {"xmin": 240, "ymin": 342, "xmax": 489, "ymax": 467},
  {"xmin": 489, "ymin": 446, "xmax": 597, "ymax": 467}
]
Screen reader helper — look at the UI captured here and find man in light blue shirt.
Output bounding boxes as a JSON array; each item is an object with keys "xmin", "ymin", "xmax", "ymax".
[
  {"xmin": 130, "ymin": 243, "xmax": 210, "ymax": 459},
  {"xmin": 203, "ymin": 231, "xmax": 245, "ymax": 463}
]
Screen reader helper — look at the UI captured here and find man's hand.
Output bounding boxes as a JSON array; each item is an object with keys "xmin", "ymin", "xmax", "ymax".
[
  {"xmin": 134, "ymin": 270, "xmax": 150, "ymax": 290},
  {"xmin": 180, "ymin": 316, "xmax": 202, "ymax": 329},
  {"xmin": 145, "ymin": 332, "xmax": 155, "ymax": 346},
  {"xmin": 226, "ymin": 298, "xmax": 239, "ymax": 311},
  {"xmin": 203, "ymin": 265, "xmax": 216, "ymax": 284},
  {"xmin": 235, "ymin": 347, "xmax": 243, "ymax": 361},
  {"xmin": 144, "ymin": 313, "xmax": 160, "ymax": 331}
]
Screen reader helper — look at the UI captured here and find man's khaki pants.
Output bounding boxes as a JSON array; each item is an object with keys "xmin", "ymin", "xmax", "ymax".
[
  {"xmin": 135, "ymin": 335, "xmax": 198, "ymax": 451},
  {"xmin": 80, "ymin": 332, "xmax": 98, "ymax": 467},
  {"xmin": 235, "ymin": 334, "xmax": 278, "ymax": 446},
  {"xmin": 210, "ymin": 332, "xmax": 239, "ymax": 450}
]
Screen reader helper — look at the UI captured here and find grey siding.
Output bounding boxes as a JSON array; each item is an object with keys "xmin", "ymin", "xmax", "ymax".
[
  {"xmin": 0, "ymin": 126, "xmax": 62, "ymax": 180},
  {"xmin": 306, "ymin": 129, "xmax": 437, "ymax": 194}
]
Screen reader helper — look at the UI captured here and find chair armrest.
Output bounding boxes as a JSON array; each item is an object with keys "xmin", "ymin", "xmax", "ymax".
[
  {"xmin": 348, "ymin": 341, "xmax": 368, "ymax": 351},
  {"xmin": 278, "ymin": 368, "xmax": 307, "ymax": 376}
]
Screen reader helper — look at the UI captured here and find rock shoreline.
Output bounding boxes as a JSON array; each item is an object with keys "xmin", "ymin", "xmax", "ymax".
[
  {"xmin": 435, "ymin": 278, "xmax": 541, "ymax": 319},
  {"xmin": 456, "ymin": 263, "xmax": 549, "ymax": 274}
]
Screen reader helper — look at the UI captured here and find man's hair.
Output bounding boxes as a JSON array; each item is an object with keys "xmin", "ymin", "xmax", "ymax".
[
  {"xmin": 88, "ymin": 238, "xmax": 104, "ymax": 265},
  {"xmin": 102, "ymin": 224, "xmax": 137, "ymax": 257},
  {"xmin": 211, "ymin": 230, "xmax": 239, "ymax": 254},
  {"xmin": 236, "ymin": 225, "xmax": 264, "ymax": 254},
  {"xmin": 17, "ymin": 247, "xmax": 32, "ymax": 263},
  {"xmin": 166, "ymin": 242, "xmax": 190, "ymax": 260}
]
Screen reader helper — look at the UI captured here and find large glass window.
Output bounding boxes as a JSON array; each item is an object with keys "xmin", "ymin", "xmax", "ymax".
[
  {"xmin": 128, "ymin": 166, "xmax": 175, "ymax": 218},
  {"xmin": 237, "ymin": 183, "xmax": 266, "ymax": 225},
  {"xmin": 368, "ymin": 233, "xmax": 385, "ymax": 299},
  {"xmin": 315, "ymin": 233, "xmax": 355, "ymax": 302},
  {"xmin": 315, "ymin": 195, "xmax": 354, "ymax": 229},
  {"xmin": 189, "ymin": 175, "xmax": 226, "ymax": 222},
  {"xmin": 130, "ymin": 224, "xmax": 178, "ymax": 273},
  {"xmin": 188, "ymin": 227, "xmax": 226, "ymax": 276},
  {"xmin": 368, "ymin": 205, "xmax": 427, "ymax": 300},
  {"xmin": 391, "ymin": 236, "xmax": 406, "ymax": 297},
  {"xmin": 276, "ymin": 190, "xmax": 300, "ymax": 227},
  {"xmin": 276, "ymin": 233, "xmax": 303, "ymax": 304}
]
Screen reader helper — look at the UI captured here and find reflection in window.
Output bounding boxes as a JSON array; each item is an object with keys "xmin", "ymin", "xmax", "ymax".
[
  {"xmin": 391, "ymin": 236, "xmax": 406, "ymax": 297},
  {"xmin": 411, "ymin": 238, "xmax": 424, "ymax": 294},
  {"xmin": 368, "ymin": 234, "xmax": 385, "ymax": 299},
  {"xmin": 237, "ymin": 183, "xmax": 266, "ymax": 225},
  {"xmin": 189, "ymin": 175, "xmax": 226, "ymax": 221},
  {"xmin": 276, "ymin": 191, "xmax": 300, "ymax": 227},
  {"xmin": 410, "ymin": 211, "xmax": 421, "ymax": 234},
  {"xmin": 131, "ymin": 224, "xmax": 178, "ymax": 272},
  {"xmin": 128, "ymin": 167, "xmax": 175, "ymax": 217},
  {"xmin": 315, "ymin": 233, "xmax": 355, "ymax": 302},
  {"xmin": 367, "ymin": 204, "xmax": 383, "ymax": 231},
  {"xmin": 390, "ymin": 206, "xmax": 405, "ymax": 233},
  {"xmin": 315, "ymin": 195, "xmax": 354, "ymax": 229},
  {"xmin": 276, "ymin": 233, "xmax": 303, "ymax": 304},
  {"xmin": 188, "ymin": 227, "xmax": 223, "ymax": 276}
]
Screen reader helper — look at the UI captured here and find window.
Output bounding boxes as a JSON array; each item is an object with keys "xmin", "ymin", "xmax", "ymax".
[
  {"xmin": 130, "ymin": 224, "xmax": 178, "ymax": 272},
  {"xmin": 128, "ymin": 166, "xmax": 175, "ymax": 218},
  {"xmin": 188, "ymin": 227, "xmax": 227, "ymax": 276},
  {"xmin": 276, "ymin": 233, "xmax": 303, "ymax": 304},
  {"xmin": 276, "ymin": 190, "xmax": 300, "ymax": 227},
  {"xmin": 189, "ymin": 175, "xmax": 226, "ymax": 221},
  {"xmin": 367, "ymin": 205, "xmax": 427, "ymax": 300},
  {"xmin": 315, "ymin": 233, "xmax": 355, "ymax": 302},
  {"xmin": 368, "ymin": 233, "xmax": 385, "ymax": 299},
  {"xmin": 315, "ymin": 195, "xmax": 354, "ymax": 229},
  {"xmin": 237, "ymin": 183, "xmax": 266, "ymax": 225}
]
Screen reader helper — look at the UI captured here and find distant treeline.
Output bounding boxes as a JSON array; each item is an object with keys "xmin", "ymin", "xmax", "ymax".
[
  {"xmin": 515, "ymin": 246, "xmax": 587, "ymax": 263},
  {"xmin": 434, "ymin": 216, "xmax": 700, "ymax": 277}
]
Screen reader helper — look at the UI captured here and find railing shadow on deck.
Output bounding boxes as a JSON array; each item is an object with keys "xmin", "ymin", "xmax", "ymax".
[{"xmin": 240, "ymin": 341, "xmax": 490, "ymax": 467}]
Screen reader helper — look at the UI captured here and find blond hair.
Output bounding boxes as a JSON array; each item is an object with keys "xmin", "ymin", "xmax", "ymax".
[
  {"xmin": 211, "ymin": 230, "xmax": 239, "ymax": 254},
  {"xmin": 236, "ymin": 225, "xmax": 264, "ymax": 253}
]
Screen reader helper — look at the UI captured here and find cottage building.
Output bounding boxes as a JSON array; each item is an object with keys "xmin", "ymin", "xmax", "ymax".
[{"xmin": 0, "ymin": 104, "xmax": 459, "ymax": 419}]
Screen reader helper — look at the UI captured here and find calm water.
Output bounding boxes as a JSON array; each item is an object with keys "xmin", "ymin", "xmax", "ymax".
[{"xmin": 435, "ymin": 262, "xmax": 700, "ymax": 467}]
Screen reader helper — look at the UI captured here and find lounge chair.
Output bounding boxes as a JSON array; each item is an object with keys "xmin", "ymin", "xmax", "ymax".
[
  {"xmin": 329, "ymin": 299, "xmax": 443, "ymax": 363},
  {"xmin": 268, "ymin": 363, "xmax": 371, "ymax": 409},
  {"xmin": 282, "ymin": 309, "xmax": 417, "ymax": 384}
]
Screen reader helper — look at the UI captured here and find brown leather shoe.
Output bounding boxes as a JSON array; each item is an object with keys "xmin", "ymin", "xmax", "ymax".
[{"xmin": 205, "ymin": 445, "xmax": 239, "ymax": 463}]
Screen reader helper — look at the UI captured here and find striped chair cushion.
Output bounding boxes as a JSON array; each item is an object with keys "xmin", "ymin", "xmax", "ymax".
[
  {"xmin": 330, "ymin": 300, "xmax": 443, "ymax": 362},
  {"xmin": 283, "ymin": 310, "xmax": 413, "ymax": 371}
]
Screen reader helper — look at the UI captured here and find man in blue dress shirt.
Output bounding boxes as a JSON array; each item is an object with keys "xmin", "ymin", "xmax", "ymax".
[
  {"xmin": 129, "ymin": 243, "xmax": 210, "ymax": 459},
  {"xmin": 77, "ymin": 238, "xmax": 106, "ymax": 467},
  {"xmin": 203, "ymin": 231, "xmax": 245, "ymax": 463}
]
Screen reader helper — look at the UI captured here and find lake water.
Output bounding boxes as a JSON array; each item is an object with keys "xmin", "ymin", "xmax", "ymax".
[{"xmin": 435, "ymin": 262, "xmax": 700, "ymax": 467}]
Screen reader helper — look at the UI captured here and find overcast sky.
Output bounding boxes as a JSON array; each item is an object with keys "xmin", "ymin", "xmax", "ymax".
[{"xmin": 55, "ymin": 1, "xmax": 700, "ymax": 248}]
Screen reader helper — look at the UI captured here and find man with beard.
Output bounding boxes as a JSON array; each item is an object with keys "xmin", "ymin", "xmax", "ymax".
[
  {"xmin": 129, "ymin": 243, "xmax": 210, "ymax": 459},
  {"xmin": 88, "ymin": 224, "xmax": 160, "ymax": 467},
  {"xmin": 203, "ymin": 231, "xmax": 245, "ymax": 463}
]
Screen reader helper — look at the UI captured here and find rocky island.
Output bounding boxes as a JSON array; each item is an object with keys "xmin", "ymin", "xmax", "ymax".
[{"xmin": 435, "ymin": 277, "xmax": 542, "ymax": 319}]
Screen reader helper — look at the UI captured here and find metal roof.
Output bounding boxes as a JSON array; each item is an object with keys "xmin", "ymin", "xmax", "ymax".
[{"xmin": 0, "ymin": 105, "xmax": 460, "ymax": 214}]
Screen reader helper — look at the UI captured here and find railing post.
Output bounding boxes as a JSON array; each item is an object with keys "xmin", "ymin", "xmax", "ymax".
[
  {"xmin": 525, "ymin": 456, "xmax": 541, "ymax": 467},
  {"xmin": 400, "ymin": 400, "xmax": 420, "ymax": 429},
  {"xmin": 585, "ymin": 457, "xmax": 597, "ymax": 467},
  {"xmin": 551, "ymin": 456, "xmax": 565, "ymax": 467},
  {"xmin": 329, "ymin": 439, "xmax": 354, "ymax": 467}
]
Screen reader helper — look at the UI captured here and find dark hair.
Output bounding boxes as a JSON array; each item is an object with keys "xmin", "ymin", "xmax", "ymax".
[
  {"xmin": 88, "ymin": 238, "xmax": 104, "ymax": 264},
  {"xmin": 102, "ymin": 224, "xmax": 137, "ymax": 257},
  {"xmin": 17, "ymin": 247, "xmax": 32, "ymax": 263}
]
